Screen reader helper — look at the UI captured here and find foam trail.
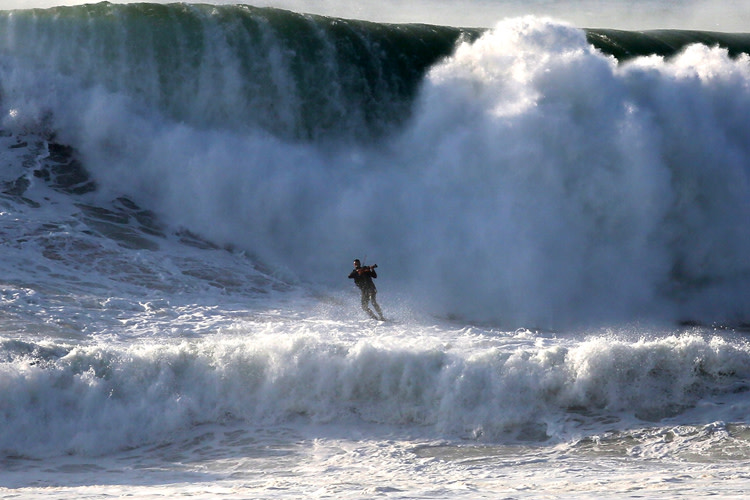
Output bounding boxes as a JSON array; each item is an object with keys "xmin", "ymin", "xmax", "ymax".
[{"xmin": 0, "ymin": 10, "xmax": 749, "ymax": 327}]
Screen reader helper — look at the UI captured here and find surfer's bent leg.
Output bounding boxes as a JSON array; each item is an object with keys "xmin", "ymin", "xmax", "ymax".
[
  {"xmin": 371, "ymin": 292, "xmax": 384, "ymax": 320},
  {"xmin": 361, "ymin": 290, "xmax": 377, "ymax": 319}
]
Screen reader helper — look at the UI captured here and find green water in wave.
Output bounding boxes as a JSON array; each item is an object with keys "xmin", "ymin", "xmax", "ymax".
[{"xmin": 0, "ymin": 3, "xmax": 748, "ymax": 140}]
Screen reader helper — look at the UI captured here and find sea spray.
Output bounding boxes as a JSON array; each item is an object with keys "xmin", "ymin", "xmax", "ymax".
[{"xmin": 393, "ymin": 18, "xmax": 750, "ymax": 326}]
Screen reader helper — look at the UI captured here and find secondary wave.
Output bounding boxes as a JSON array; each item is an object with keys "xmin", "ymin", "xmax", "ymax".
[{"xmin": 2, "ymin": 330, "xmax": 749, "ymax": 456}]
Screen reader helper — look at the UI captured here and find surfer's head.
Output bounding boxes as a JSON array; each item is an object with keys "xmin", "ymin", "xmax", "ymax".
[{"xmin": 353, "ymin": 259, "xmax": 361, "ymax": 268}]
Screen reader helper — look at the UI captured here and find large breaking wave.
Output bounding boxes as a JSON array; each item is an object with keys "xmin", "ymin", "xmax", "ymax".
[{"xmin": 0, "ymin": 3, "xmax": 749, "ymax": 328}]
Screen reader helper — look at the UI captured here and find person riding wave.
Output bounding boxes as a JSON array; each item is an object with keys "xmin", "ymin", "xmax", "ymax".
[{"xmin": 348, "ymin": 259, "xmax": 385, "ymax": 320}]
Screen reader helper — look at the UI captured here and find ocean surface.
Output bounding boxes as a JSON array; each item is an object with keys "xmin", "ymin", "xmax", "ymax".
[{"xmin": 1, "ymin": 2, "xmax": 750, "ymax": 498}]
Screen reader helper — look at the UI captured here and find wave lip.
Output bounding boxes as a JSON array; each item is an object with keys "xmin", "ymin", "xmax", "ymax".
[{"xmin": 587, "ymin": 28, "xmax": 750, "ymax": 60}]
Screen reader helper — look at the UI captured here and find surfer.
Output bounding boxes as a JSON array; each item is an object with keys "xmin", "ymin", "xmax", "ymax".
[{"xmin": 348, "ymin": 259, "xmax": 385, "ymax": 320}]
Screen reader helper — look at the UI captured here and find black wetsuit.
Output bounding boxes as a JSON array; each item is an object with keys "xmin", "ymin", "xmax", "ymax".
[{"xmin": 348, "ymin": 266, "xmax": 384, "ymax": 320}]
